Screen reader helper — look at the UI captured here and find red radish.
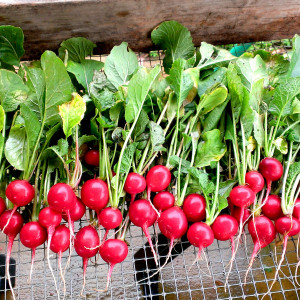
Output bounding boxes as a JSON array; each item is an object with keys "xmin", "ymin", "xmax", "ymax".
[
  {"xmin": 50, "ymin": 225, "xmax": 70, "ymax": 296},
  {"xmin": 259, "ymin": 157, "xmax": 283, "ymax": 201},
  {"xmin": 81, "ymin": 178, "xmax": 109, "ymax": 212},
  {"xmin": 293, "ymin": 198, "xmax": 300, "ymax": 219},
  {"xmin": 267, "ymin": 217, "xmax": 300, "ymax": 292},
  {"xmin": 62, "ymin": 197, "xmax": 86, "ymax": 233},
  {"xmin": 230, "ymin": 185, "xmax": 255, "ymax": 208},
  {"xmin": 20, "ymin": 221, "xmax": 47, "ymax": 280},
  {"xmin": 231, "ymin": 207, "xmax": 251, "ymax": 227},
  {"xmin": 38, "ymin": 206, "xmax": 62, "ymax": 296},
  {"xmin": 0, "ymin": 197, "xmax": 6, "ymax": 215},
  {"xmin": 99, "ymin": 239, "xmax": 128, "ymax": 291},
  {"xmin": 245, "ymin": 171, "xmax": 265, "ymax": 193},
  {"xmin": 261, "ymin": 195, "xmax": 283, "ymax": 220},
  {"xmin": 124, "ymin": 172, "xmax": 146, "ymax": 202},
  {"xmin": 158, "ymin": 206, "xmax": 188, "ymax": 252},
  {"xmin": 4, "ymin": 180, "xmax": 34, "ymax": 230},
  {"xmin": 245, "ymin": 216, "xmax": 276, "ymax": 281},
  {"xmin": 153, "ymin": 191, "xmax": 175, "ymax": 212},
  {"xmin": 129, "ymin": 199, "xmax": 158, "ymax": 264},
  {"xmin": 74, "ymin": 225, "xmax": 100, "ymax": 296},
  {"xmin": 99, "ymin": 207, "xmax": 122, "ymax": 242},
  {"xmin": 182, "ymin": 194, "xmax": 206, "ymax": 222},
  {"xmin": 212, "ymin": 215, "xmax": 238, "ymax": 255},
  {"xmin": 146, "ymin": 165, "xmax": 171, "ymax": 201},
  {"xmin": 187, "ymin": 222, "xmax": 214, "ymax": 258},
  {"xmin": 84, "ymin": 149, "xmax": 99, "ymax": 167},
  {"xmin": 48, "ymin": 183, "xmax": 76, "ymax": 237},
  {"xmin": 0, "ymin": 210, "xmax": 23, "ymax": 300}
]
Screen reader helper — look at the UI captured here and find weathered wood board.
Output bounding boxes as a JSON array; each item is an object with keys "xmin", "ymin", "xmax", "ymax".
[{"xmin": 0, "ymin": 0, "xmax": 299, "ymax": 59}]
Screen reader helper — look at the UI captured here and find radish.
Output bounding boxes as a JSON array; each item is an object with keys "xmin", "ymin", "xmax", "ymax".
[
  {"xmin": 47, "ymin": 183, "xmax": 76, "ymax": 237},
  {"xmin": 259, "ymin": 157, "xmax": 283, "ymax": 201},
  {"xmin": 146, "ymin": 165, "xmax": 171, "ymax": 201},
  {"xmin": 153, "ymin": 191, "xmax": 175, "ymax": 212},
  {"xmin": 4, "ymin": 180, "xmax": 34, "ymax": 230},
  {"xmin": 261, "ymin": 194, "xmax": 283, "ymax": 220},
  {"xmin": 229, "ymin": 185, "xmax": 255, "ymax": 209},
  {"xmin": 20, "ymin": 221, "xmax": 47, "ymax": 280},
  {"xmin": 293, "ymin": 198, "xmax": 300, "ymax": 219},
  {"xmin": 99, "ymin": 207, "xmax": 122, "ymax": 242},
  {"xmin": 245, "ymin": 171, "xmax": 265, "ymax": 193},
  {"xmin": 212, "ymin": 215, "xmax": 238, "ymax": 255},
  {"xmin": 81, "ymin": 178, "xmax": 109, "ymax": 215},
  {"xmin": 158, "ymin": 206, "xmax": 188, "ymax": 255},
  {"xmin": 129, "ymin": 199, "xmax": 158, "ymax": 264},
  {"xmin": 124, "ymin": 172, "xmax": 146, "ymax": 203},
  {"xmin": 231, "ymin": 207, "xmax": 251, "ymax": 227},
  {"xmin": 50, "ymin": 225, "xmax": 70, "ymax": 296},
  {"xmin": 99, "ymin": 239, "xmax": 128, "ymax": 291},
  {"xmin": 84, "ymin": 149, "xmax": 99, "ymax": 167},
  {"xmin": 187, "ymin": 222, "xmax": 214, "ymax": 259},
  {"xmin": 62, "ymin": 197, "xmax": 86, "ymax": 233},
  {"xmin": 182, "ymin": 194, "xmax": 206, "ymax": 222},
  {"xmin": 245, "ymin": 216, "xmax": 276, "ymax": 281},
  {"xmin": 0, "ymin": 210, "xmax": 23, "ymax": 300},
  {"xmin": 266, "ymin": 217, "xmax": 300, "ymax": 293},
  {"xmin": 74, "ymin": 225, "xmax": 100, "ymax": 295},
  {"xmin": 0, "ymin": 196, "xmax": 6, "ymax": 215},
  {"xmin": 38, "ymin": 206, "xmax": 62, "ymax": 297}
]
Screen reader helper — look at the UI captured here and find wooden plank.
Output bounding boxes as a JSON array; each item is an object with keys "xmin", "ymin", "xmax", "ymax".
[{"xmin": 0, "ymin": 0, "xmax": 299, "ymax": 59}]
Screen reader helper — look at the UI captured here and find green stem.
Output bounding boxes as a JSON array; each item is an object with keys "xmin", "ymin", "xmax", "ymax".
[
  {"xmin": 137, "ymin": 142, "xmax": 150, "ymax": 174},
  {"xmin": 37, "ymin": 160, "xmax": 47, "ymax": 213},
  {"xmin": 24, "ymin": 117, "xmax": 46, "ymax": 181},
  {"xmin": 32, "ymin": 161, "xmax": 41, "ymax": 222},
  {"xmin": 232, "ymin": 114, "xmax": 241, "ymax": 184},
  {"xmin": 264, "ymin": 112, "xmax": 269, "ymax": 157},
  {"xmin": 0, "ymin": 113, "xmax": 6, "ymax": 164},
  {"xmin": 206, "ymin": 162, "xmax": 220, "ymax": 226},
  {"xmin": 268, "ymin": 112, "xmax": 283, "ymax": 157},
  {"xmin": 240, "ymin": 122, "xmax": 246, "ymax": 184}
]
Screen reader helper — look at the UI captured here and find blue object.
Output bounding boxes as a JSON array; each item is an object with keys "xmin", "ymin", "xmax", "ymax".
[{"xmin": 230, "ymin": 43, "xmax": 253, "ymax": 57}]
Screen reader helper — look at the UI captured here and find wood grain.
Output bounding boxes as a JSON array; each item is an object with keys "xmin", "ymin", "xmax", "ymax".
[{"xmin": 0, "ymin": 0, "xmax": 299, "ymax": 59}]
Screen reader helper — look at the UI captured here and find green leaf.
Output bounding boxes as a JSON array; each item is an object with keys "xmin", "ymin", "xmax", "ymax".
[
  {"xmin": 288, "ymin": 35, "xmax": 300, "ymax": 78},
  {"xmin": 167, "ymin": 59, "xmax": 194, "ymax": 108},
  {"xmin": 67, "ymin": 59, "xmax": 104, "ymax": 92},
  {"xmin": 59, "ymin": 93, "xmax": 86, "ymax": 138},
  {"xmin": 109, "ymin": 101, "xmax": 124, "ymax": 123},
  {"xmin": 273, "ymin": 136, "xmax": 288, "ymax": 154},
  {"xmin": 92, "ymin": 89, "xmax": 115, "ymax": 112},
  {"xmin": 169, "ymin": 155, "xmax": 190, "ymax": 173},
  {"xmin": 41, "ymin": 51, "xmax": 73, "ymax": 126},
  {"xmin": 104, "ymin": 42, "xmax": 138, "ymax": 89},
  {"xmin": 0, "ymin": 105, "xmax": 4, "ymax": 132},
  {"xmin": 149, "ymin": 121, "xmax": 165, "ymax": 151},
  {"xmin": 151, "ymin": 21, "xmax": 195, "ymax": 73},
  {"xmin": 269, "ymin": 77, "xmax": 300, "ymax": 117},
  {"xmin": 197, "ymin": 42, "xmax": 236, "ymax": 70},
  {"xmin": 227, "ymin": 63, "xmax": 244, "ymax": 122},
  {"xmin": 0, "ymin": 70, "xmax": 29, "ymax": 112},
  {"xmin": 203, "ymin": 99, "xmax": 229, "ymax": 133},
  {"xmin": 198, "ymin": 84, "xmax": 228, "ymax": 115},
  {"xmin": 78, "ymin": 135, "xmax": 96, "ymax": 148},
  {"xmin": 25, "ymin": 67, "xmax": 45, "ymax": 120},
  {"xmin": 236, "ymin": 54, "xmax": 268, "ymax": 91},
  {"xmin": 287, "ymin": 162, "xmax": 300, "ymax": 187},
  {"xmin": 218, "ymin": 196, "xmax": 228, "ymax": 212},
  {"xmin": 5, "ymin": 125, "xmax": 27, "ymax": 170},
  {"xmin": 134, "ymin": 110, "xmax": 149, "ymax": 138},
  {"xmin": 218, "ymin": 180, "xmax": 236, "ymax": 199},
  {"xmin": 195, "ymin": 129, "xmax": 226, "ymax": 168},
  {"xmin": 188, "ymin": 167, "xmax": 215, "ymax": 197},
  {"xmin": 120, "ymin": 143, "xmax": 137, "ymax": 174},
  {"xmin": 125, "ymin": 65, "xmax": 161, "ymax": 123},
  {"xmin": 20, "ymin": 104, "xmax": 41, "ymax": 151},
  {"xmin": 225, "ymin": 115, "xmax": 235, "ymax": 141},
  {"xmin": 198, "ymin": 67, "xmax": 227, "ymax": 97},
  {"xmin": 253, "ymin": 112, "xmax": 265, "ymax": 146},
  {"xmin": 0, "ymin": 25, "xmax": 24, "ymax": 66},
  {"xmin": 58, "ymin": 37, "xmax": 96, "ymax": 63}
]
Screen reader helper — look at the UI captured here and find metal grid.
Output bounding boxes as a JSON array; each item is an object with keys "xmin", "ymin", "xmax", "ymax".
[{"xmin": 0, "ymin": 40, "xmax": 299, "ymax": 300}]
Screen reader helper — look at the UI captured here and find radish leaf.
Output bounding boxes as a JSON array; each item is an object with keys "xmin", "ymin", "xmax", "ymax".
[{"xmin": 288, "ymin": 35, "xmax": 300, "ymax": 78}]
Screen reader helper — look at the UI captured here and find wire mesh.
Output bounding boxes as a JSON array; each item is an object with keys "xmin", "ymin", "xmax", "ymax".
[{"xmin": 0, "ymin": 40, "xmax": 298, "ymax": 300}]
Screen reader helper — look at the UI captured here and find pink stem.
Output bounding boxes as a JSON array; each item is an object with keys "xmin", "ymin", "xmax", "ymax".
[
  {"xmin": 130, "ymin": 194, "xmax": 136, "ymax": 204},
  {"xmin": 245, "ymin": 241, "xmax": 261, "ymax": 283},
  {"xmin": 81, "ymin": 257, "xmax": 88, "ymax": 296},
  {"xmin": 197, "ymin": 247, "xmax": 203, "ymax": 260},
  {"xmin": 147, "ymin": 187, "xmax": 151, "ymax": 202},
  {"xmin": 102, "ymin": 229, "xmax": 109, "ymax": 244},
  {"xmin": 29, "ymin": 248, "xmax": 36, "ymax": 282},
  {"xmin": 6, "ymin": 235, "xmax": 16, "ymax": 300},
  {"xmin": 66, "ymin": 210, "xmax": 74, "ymax": 238},
  {"xmin": 230, "ymin": 236, "xmax": 235, "ymax": 258},
  {"xmin": 105, "ymin": 263, "xmax": 115, "ymax": 291},
  {"xmin": 142, "ymin": 225, "xmax": 158, "ymax": 266},
  {"xmin": 2, "ymin": 206, "xmax": 17, "ymax": 233}
]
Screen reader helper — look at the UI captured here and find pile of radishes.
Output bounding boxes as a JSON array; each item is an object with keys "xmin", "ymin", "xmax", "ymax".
[{"xmin": 0, "ymin": 21, "xmax": 299, "ymax": 299}]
